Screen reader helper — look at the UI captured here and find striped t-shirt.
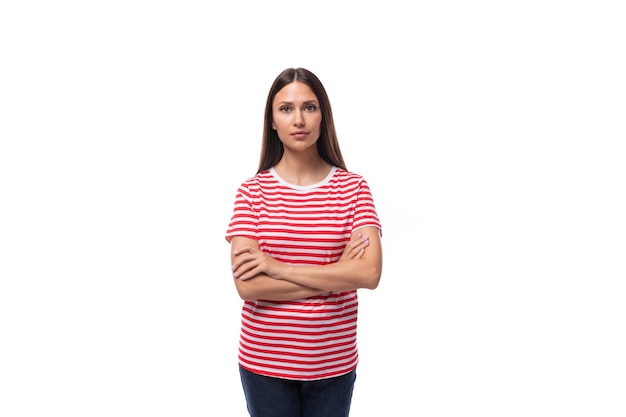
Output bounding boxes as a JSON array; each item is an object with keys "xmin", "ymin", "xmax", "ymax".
[{"xmin": 225, "ymin": 166, "xmax": 382, "ymax": 381}]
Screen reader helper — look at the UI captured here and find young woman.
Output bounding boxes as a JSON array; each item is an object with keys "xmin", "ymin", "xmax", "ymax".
[{"xmin": 225, "ymin": 67, "xmax": 383, "ymax": 417}]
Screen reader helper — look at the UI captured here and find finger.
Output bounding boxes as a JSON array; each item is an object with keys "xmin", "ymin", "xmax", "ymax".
[
  {"xmin": 347, "ymin": 239, "xmax": 369, "ymax": 259},
  {"xmin": 234, "ymin": 263, "xmax": 253, "ymax": 279},
  {"xmin": 232, "ymin": 247, "xmax": 261, "ymax": 269},
  {"xmin": 231, "ymin": 255, "xmax": 249, "ymax": 271},
  {"xmin": 238, "ymin": 263, "xmax": 264, "ymax": 281},
  {"xmin": 232, "ymin": 255, "xmax": 257, "ymax": 277},
  {"xmin": 345, "ymin": 237, "xmax": 366, "ymax": 253},
  {"xmin": 233, "ymin": 246, "xmax": 252, "ymax": 256},
  {"xmin": 353, "ymin": 247, "xmax": 366, "ymax": 259}
]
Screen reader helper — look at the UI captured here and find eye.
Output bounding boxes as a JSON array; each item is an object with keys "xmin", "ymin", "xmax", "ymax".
[
  {"xmin": 280, "ymin": 106, "xmax": 291, "ymax": 112},
  {"xmin": 305, "ymin": 104, "xmax": 317, "ymax": 111}
]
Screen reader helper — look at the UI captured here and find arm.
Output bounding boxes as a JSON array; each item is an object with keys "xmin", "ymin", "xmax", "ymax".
[
  {"xmin": 232, "ymin": 226, "xmax": 382, "ymax": 293},
  {"xmin": 230, "ymin": 235, "xmax": 325, "ymax": 301},
  {"xmin": 230, "ymin": 232, "xmax": 371, "ymax": 301}
]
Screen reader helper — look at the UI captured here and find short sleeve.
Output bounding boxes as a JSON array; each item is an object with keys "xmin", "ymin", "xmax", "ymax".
[
  {"xmin": 352, "ymin": 178, "xmax": 382, "ymax": 236},
  {"xmin": 225, "ymin": 183, "xmax": 258, "ymax": 243}
]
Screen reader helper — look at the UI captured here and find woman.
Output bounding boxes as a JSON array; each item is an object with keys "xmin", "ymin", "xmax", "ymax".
[{"xmin": 225, "ymin": 67, "xmax": 383, "ymax": 417}]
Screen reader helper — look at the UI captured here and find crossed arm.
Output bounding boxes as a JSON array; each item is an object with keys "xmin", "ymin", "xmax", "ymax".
[{"xmin": 229, "ymin": 226, "xmax": 382, "ymax": 301}]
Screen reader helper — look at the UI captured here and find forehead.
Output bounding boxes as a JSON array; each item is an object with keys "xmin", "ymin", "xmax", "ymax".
[{"xmin": 273, "ymin": 81, "xmax": 318, "ymax": 104}]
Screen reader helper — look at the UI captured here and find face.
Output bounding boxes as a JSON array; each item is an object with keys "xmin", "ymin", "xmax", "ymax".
[{"xmin": 271, "ymin": 81, "xmax": 322, "ymax": 153}]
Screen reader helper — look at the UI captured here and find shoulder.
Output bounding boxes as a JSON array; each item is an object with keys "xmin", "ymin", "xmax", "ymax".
[
  {"xmin": 333, "ymin": 168, "xmax": 365, "ymax": 180},
  {"xmin": 332, "ymin": 168, "xmax": 369, "ymax": 186},
  {"xmin": 234, "ymin": 171, "xmax": 279, "ymax": 201},
  {"xmin": 238, "ymin": 170, "xmax": 274, "ymax": 189}
]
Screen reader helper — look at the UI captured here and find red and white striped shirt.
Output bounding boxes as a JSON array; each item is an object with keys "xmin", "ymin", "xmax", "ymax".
[{"xmin": 225, "ymin": 166, "xmax": 382, "ymax": 380}]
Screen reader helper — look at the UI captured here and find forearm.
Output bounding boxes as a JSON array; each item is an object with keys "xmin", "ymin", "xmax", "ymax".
[
  {"xmin": 234, "ymin": 273, "xmax": 327, "ymax": 301},
  {"xmin": 273, "ymin": 228, "xmax": 382, "ymax": 291},
  {"xmin": 278, "ymin": 257, "xmax": 382, "ymax": 292},
  {"xmin": 232, "ymin": 227, "xmax": 383, "ymax": 293}
]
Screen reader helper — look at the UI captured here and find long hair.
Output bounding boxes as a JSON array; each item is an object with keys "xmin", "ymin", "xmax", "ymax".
[{"xmin": 257, "ymin": 68, "xmax": 347, "ymax": 173}]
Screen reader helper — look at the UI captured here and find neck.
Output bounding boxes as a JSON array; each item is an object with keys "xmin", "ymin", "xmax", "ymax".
[{"xmin": 274, "ymin": 151, "xmax": 332, "ymax": 186}]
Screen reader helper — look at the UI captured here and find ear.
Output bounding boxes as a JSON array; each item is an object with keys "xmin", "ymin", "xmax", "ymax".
[{"xmin": 271, "ymin": 120, "xmax": 276, "ymax": 130}]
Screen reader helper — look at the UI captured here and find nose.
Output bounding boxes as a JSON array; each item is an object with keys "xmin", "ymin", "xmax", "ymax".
[{"xmin": 293, "ymin": 110, "xmax": 305, "ymax": 127}]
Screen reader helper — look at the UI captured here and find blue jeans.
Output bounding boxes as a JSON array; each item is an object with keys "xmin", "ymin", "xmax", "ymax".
[{"xmin": 239, "ymin": 365, "xmax": 357, "ymax": 417}]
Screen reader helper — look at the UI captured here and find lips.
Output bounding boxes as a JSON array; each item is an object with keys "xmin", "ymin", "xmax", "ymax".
[{"xmin": 291, "ymin": 131, "xmax": 308, "ymax": 138}]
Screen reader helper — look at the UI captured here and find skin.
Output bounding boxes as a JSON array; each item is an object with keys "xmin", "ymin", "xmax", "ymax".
[{"xmin": 230, "ymin": 81, "xmax": 383, "ymax": 301}]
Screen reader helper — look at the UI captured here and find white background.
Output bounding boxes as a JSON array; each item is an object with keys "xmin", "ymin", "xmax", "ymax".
[{"xmin": 1, "ymin": 1, "xmax": 625, "ymax": 416}]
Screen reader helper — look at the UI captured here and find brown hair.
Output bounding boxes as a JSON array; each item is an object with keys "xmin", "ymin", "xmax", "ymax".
[{"xmin": 257, "ymin": 68, "xmax": 347, "ymax": 173}]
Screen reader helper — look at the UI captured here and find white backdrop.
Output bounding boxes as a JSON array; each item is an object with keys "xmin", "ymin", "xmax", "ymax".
[{"xmin": 1, "ymin": 1, "xmax": 625, "ymax": 416}]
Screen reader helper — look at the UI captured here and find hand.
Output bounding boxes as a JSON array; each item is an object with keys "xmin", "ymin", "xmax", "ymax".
[
  {"xmin": 232, "ymin": 245, "xmax": 281, "ymax": 281},
  {"xmin": 339, "ymin": 232, "xmax": 369, "ymax": 261}
]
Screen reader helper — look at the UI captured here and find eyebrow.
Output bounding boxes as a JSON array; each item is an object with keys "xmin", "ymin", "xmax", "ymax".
[{"xmin": 276, "ymin": 100, "xmax": 319, "ymax": 106}]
